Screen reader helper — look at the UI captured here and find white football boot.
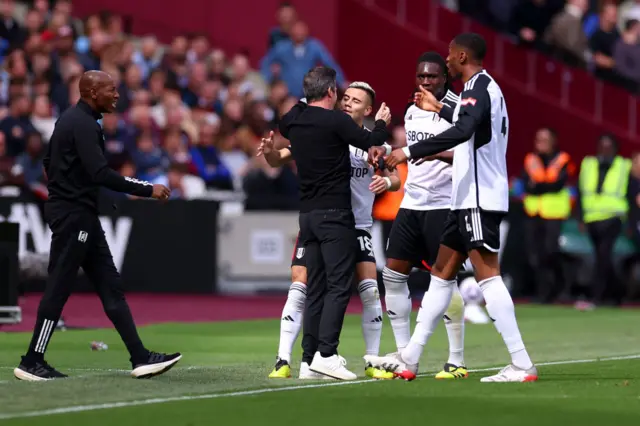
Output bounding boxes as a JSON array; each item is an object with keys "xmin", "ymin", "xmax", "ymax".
[
  {"xmin": 309, "ymin": 352, "xmax": 357, "ymax": 380},
  {"xmin": 480, "ymin": 364, "xmax": 539, "ymax": 382},
  {"xmin": 299, "ymin": 362, "xmax": 333, "ymax": 380}
]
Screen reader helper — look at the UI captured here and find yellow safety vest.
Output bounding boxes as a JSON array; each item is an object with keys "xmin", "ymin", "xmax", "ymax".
[
  {"xmin": 523, "ymin": 152, "xmax": 573, "ymax": 219},
  {"xmin": 579, "ymin": 156, "xmax": 631, "ymax": 224}
]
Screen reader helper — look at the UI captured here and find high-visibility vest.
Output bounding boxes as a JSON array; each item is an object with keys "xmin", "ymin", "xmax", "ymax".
[
  {"xmin": 579, "ymin": 155, "xmax": 631, "ymax": 224},
  {"xmin": 523, "ymin": 152, "xmax": 573, "ymax": 219},
  {"xmin": 373, "ymin": 163, "xmax": 408, "ymax": 221}
]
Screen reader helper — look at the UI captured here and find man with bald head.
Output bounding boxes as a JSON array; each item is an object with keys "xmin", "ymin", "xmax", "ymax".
[{"xmin": 14, "ymin": 71, "xmax": 182, "ymax": 382}]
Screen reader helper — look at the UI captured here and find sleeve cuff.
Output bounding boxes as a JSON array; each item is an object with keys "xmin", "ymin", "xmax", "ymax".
[
  {"xmin": 402, "ymin": 146, "xmax": 412, "ymax": 159},
  {"xmin": 383, "ymin": 143, "xmax": 392, "ymax": 155}
]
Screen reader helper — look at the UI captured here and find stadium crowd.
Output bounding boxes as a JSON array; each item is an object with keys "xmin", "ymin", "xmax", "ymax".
[
  {"xmin": 444, "ymin": 0, "xmax": 640, "ymax": 93},
  {"xmin": 0, "ymin": 0, "xmax": 377, "ymax": 210}
]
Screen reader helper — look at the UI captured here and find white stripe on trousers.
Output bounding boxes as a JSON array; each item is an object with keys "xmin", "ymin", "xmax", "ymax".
[
  {"xmin": 470, "ymin": 208, "xmax": 483, "ymax": 242},
  {"xmin": 35, "ymin": 319, "xmax": 55, "ymax": 353}
]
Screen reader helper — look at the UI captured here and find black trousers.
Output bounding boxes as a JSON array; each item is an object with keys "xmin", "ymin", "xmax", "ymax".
[
  {"xmin": 299, "ymin": 209, "xmax": 358, "ymax": 364},
  {"xmin": 27, "ymin": 204, "xmax": 146, "ymax": 362},
  {"xmin": 524, "ymin": 217, "xmax": 563, "ymax": 303},
  {"xmin": 586, "ymin": 217, "xmax": 623, "ymax": 304}
]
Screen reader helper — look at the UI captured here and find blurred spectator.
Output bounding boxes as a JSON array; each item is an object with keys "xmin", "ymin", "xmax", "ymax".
[
  {"xmin": 618, "ymin": 0, "xmax": 640, "ymax": 31},
  {"xmin": 186, "ymin": 33, "xmax": 210, "ymax": 65},
  {"xmin": 0, "ymin": 0, "xmax": 23, "ymax": 47},
  {"xmin": 589, "ymin": 2, "xmax": 621, "ymax": 83},
  {"xmin": 0, "ymin": 94, "xmax": 36, "ymax": 157},
  {"xmin": 511, "ymin": 0, "xmax": 559, "ymax": 48},
  {"xmin": 242, "ymin": 155, "xmax": 298, "ymax": 211},
  {"xmin": 131, "ymin": 133, "xmax": 167, "ymax": 183},
  {"xmin": 102, "ymin": 112, "xmax": 129, "ymax": 167},
  {"xmin": 31, "ymin": 95, "xmax": 56, "ymax": 142},
  {"xmin": 132, "ymin": 35, "xmax": 163, "ymax": 81},
  {"xmin": 543, "ymin": 0, "xmax": 591, "ymax": 67},
  {"xmin": 268, "ymin": 2, "xmax": 297, "ymax": 49},
  {"xmin": 14, "ymin": 131, "xmax": 46, "ymax": 187},
  {"xmin": 189, "ymin": 120, "xmax": 233, "ymax": 190},
  {"xmin": 229, "ymin": 52, "xmax": 268, "ymax": 101},
  {"xmin": 613, "ymin": 19, "xmax": 640, "ymax": 92},
  {"xmin": 260, "ymin": 21, "xmax": 345, "ymax": 98},
  {"xmin": 0, "ymin": 130, "xmax": 23, "ymax": 187}
]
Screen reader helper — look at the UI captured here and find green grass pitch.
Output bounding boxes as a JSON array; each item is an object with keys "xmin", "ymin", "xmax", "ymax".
[{"xmin": 0, "ymin": 305, "xmax": 639, "ymax": 425}]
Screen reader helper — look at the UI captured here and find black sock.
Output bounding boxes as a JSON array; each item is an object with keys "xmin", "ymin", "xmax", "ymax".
[
  {"xmin": 25, "ymin": 315, "xmax": 58, "ymax": 362},
  {"xmin": 104, "ymin": 300, "xmax": 147, "ymax": 363},
  {"xmin": 320, "ymin": 352, "xmax": 334, "ymax": 358}
]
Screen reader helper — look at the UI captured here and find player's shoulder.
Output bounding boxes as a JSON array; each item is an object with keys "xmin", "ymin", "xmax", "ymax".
[
  {"xmin": 441, "ymin": 90, "xmax": 459, "ymax": 109},
  {"xmin": 463, "ymin": 71, "xmax": 494, "ymax": 93}
]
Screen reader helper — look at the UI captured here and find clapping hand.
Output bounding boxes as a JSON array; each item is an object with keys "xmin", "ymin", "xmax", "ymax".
[{"xmin": 257, "ymin": 131, "xmax": 275, "ymax": 157}]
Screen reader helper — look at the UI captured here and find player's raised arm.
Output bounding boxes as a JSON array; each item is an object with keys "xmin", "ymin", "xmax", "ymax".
[
  {"xmin": 408, "ymin": 85, "xmax": 489, "ymax": 159},
  {"xmin": 337, "ymin": 102, "xmax": 390, "ymax": 150}
]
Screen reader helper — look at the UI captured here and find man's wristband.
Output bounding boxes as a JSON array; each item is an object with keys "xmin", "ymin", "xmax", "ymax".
[
  {"xmin": 402, "ymin": 146, "xmax": 412, "ymax": 159},
  {"xmin": 383, "ymin": 177, "xmax": 392, "ymax": 189},
  {"xmin": 383, "ymin": 143, "xmax": 392, "ymax": 155}
]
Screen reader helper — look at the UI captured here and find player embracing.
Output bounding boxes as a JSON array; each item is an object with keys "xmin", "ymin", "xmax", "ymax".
[
  {"xmin": 259, "ymin": 82, "xmax": 400, "ymax": 380},
  {"xmin": 370, "ymin": 52, "xmax": 468, "ymax": 380},
  {"xmin": 368, "ymin": 33, "xmax": 538, "ymax": 382}
]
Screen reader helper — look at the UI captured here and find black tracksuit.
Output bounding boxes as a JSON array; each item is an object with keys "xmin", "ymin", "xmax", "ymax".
[
  {"xmin": 279, "ymin": 101, "xmax": 388, "ymax": 362},
  {"xmin": 25, "ymin": 100, "xmax": 153, "ymax": 363}
]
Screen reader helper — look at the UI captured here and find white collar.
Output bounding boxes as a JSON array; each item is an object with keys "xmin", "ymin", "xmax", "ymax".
[{"xmin": 565, "ymin": 4, "xmax": 583, "ymax": 19}]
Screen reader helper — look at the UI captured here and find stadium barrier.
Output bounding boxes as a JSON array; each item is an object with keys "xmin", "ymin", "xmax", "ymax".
[{"xmin": 0, "ymin": 196, "xmax": 219, "ymax": 294}]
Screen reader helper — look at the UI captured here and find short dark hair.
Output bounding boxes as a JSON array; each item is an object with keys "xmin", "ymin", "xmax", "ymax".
[
  {"xmin": 453, "ymin": 33, "xmax": 487, "ymax": 61},
  {"xmin": 599, "ymin": 132, "xmax": 618, "ymax": 149},
  {"xmin": 541, "ymin": 127, "xmax": 558, "ymax": 142},
  {"xmin": 303, "ymin": 66, "xmax": 337, "ymax": 102},
  {"xmin": 625, "ymin": 19, "xmax": 639, "ymax": 32}
]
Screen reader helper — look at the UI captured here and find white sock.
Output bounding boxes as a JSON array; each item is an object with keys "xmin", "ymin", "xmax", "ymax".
[
  {"xmin": 382, "ymin": 267, "xmax": 412, "ymax": 351},
  {"xmin": 358, "ymin": 279, "xmax": 383, "ymax": 356},
  {"xmin": 479, "ymin": 276, "xmax": 533, "ymax": 370},
  {"xmin": 402, "ymin": 276, "xmax": 455, "ymax": 366},
  {"xmin": 277, "ymin": 282, "xmax": 306, "ymax": 362},
  {"xmin": 443, "ymin": 284, "xmax": 465, "ymax": 366}
]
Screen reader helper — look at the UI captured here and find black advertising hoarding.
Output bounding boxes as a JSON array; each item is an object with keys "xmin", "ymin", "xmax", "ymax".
[{"xmin": 0, "ymin": 196, "xmax": 219, "ymax": 294}]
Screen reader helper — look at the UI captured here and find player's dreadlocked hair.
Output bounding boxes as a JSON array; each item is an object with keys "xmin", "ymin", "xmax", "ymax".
[{"xmin": 452, "ymin": 33, "xmax": 487, "ymax": 62}]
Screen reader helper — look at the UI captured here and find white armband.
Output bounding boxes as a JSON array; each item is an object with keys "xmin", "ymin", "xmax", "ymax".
[
  {"xmin": 383, "ymin": 143, "xmax": 392, "ymax": 155},
  {"xmin": 383, "ymin": 177, "xmax": 392, "ymax": 189},
  {"xmin": 402, "ymin": 146, "xmax": 412, "ymax": 159}
]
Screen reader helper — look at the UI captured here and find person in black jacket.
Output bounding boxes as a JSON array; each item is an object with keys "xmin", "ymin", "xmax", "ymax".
[
  {"xmin": 14, "ymin": 71, "xmax": 182, "ymax": 382},
  {"xmin": 279, "ymin": 66, "xmax": 391, "ymax": 380}
]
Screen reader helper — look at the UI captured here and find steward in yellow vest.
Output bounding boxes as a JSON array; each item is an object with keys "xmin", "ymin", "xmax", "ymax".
[{"xmin": 577, "ymin": 134, "xmax": 630, "ymax": 306}]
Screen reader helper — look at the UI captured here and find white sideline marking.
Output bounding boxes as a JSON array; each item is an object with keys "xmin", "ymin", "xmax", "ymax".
[{"xmin": 0, "ymin": 354, "xmax": 638, "ymax": 420}]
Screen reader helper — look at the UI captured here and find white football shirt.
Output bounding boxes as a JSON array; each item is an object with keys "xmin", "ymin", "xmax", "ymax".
[
  {"xmin": 349, "ymin": 145, "xmax": 375, "ymax": 230},
  {"xmin": 451, "ymin": 70, "xmax": 509, "ymax": 212},
  {"xmin": 400, "ymin": 90, "xmax": 459, "ymax": 211}
]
